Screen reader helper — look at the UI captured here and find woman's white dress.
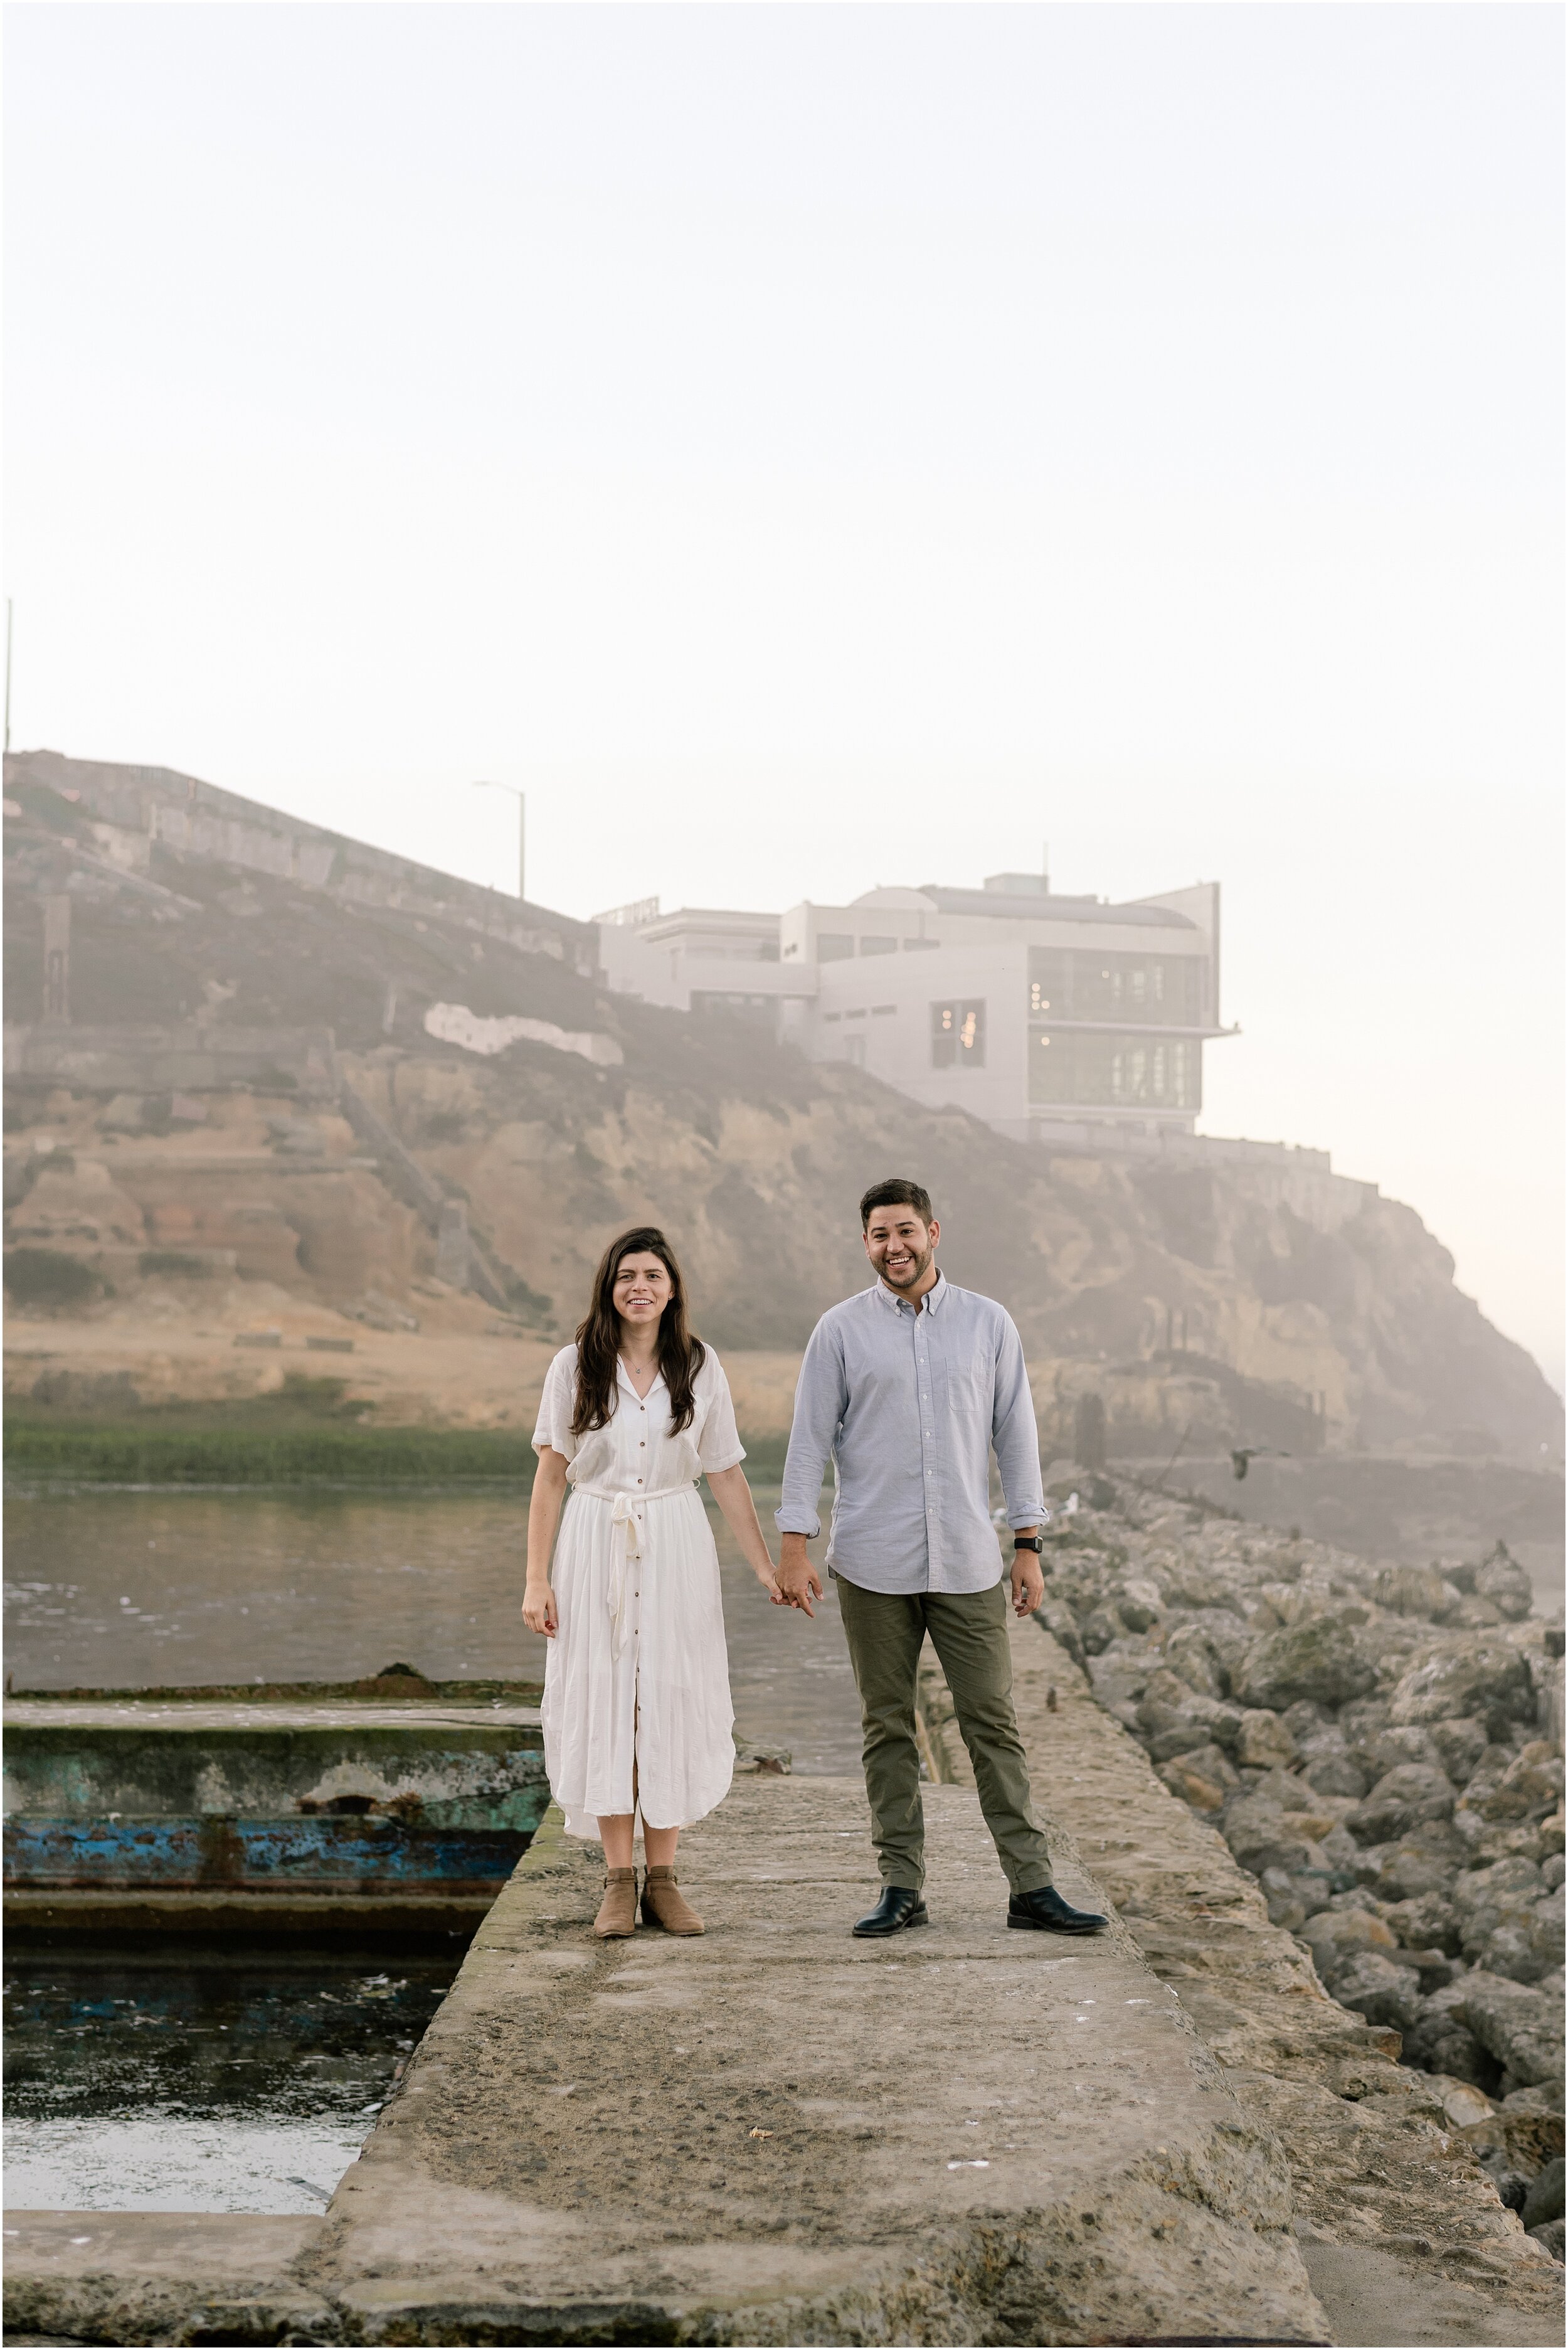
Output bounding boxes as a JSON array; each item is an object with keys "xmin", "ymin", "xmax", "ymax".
[{"xmin": 532, "ymin": 1344, "xmax": 741, "ymax": 1838}]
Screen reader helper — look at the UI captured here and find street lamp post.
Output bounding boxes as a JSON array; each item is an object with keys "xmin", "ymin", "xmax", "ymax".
[{"xmin": 474, "ymin": 782, "xmax": 526, "ymax": 903}]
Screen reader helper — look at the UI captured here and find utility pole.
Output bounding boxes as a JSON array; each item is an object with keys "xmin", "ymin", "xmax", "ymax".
[
  {"xmin": 4, "ymin": 598, "xmax": 13, "ymax": 757},
  {"xmin": 474, "ymin": 781, "xmax": 526, "ymax": 901}
]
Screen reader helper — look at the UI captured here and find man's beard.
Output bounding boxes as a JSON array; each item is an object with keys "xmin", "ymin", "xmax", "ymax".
[{"xmin": 880, "ymin": 1243, "xmax": 933, "ymax": 1290}]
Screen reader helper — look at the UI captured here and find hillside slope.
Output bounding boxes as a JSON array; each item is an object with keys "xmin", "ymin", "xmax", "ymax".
[{"xmin": 4, "ymin": 750, "xmax": 1560, "ymax": 1459}]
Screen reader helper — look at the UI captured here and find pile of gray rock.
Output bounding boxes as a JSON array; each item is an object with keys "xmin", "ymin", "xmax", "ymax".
[{"xmin": 1039, "ymin": 1469, "xmax": 1565, "ymax": 2260}]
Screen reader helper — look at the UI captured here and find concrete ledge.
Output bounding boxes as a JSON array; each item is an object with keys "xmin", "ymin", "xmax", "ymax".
[
  {"xmin": 4, "ymin": 1886, "xmax": 494, "ymax": 1947},
  {"xmin": 297, "ymin": 1787, "xmax": 1328, "ymax": 2346},
  {"xmin": 1, "ymin": 2213, "xmax": 331, "ymax": 2346}
]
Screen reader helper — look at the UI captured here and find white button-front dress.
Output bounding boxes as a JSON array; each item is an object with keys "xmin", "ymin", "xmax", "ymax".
[{"xmin": 532, "ymin": 1342, "xmax": 742, "ymax": 1839}]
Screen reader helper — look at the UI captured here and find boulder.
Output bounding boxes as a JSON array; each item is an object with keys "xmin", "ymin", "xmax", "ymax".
[
  {"xmin": 1351, "ymin": 1819, "xmax": 1470, "ymax": 1903},
  {"xmin": 1446, "ymin": 1593, "xmax": 1505, "ymax": 1631},
  {"xmin": 1422, "ymin": 2073, "xmax": 1496, "ymax": 2130},
  {"xmin": 1403, "ymin": 1988, "xmax": 1493, "ymax": 2088},
  {"xmin": 1389, "ymin": 1638, "xmax": 1537, "ymax": 1738},
  {"xmin": 1382, "ymin": 1891, "xmax": 1461, "ymax": 1957},
  {"xmin": 1298, "ymin": 1730, "xmax": 1369, "ymax": 1800},
  {"xmin": 1453, "ymin": 1863, "xmax": 1563, "ymax": 1987},
  {"xmin": 1374, "ymin": 1562, "xmax": 1463, "ymax": 1622},
  {"xmin": 1521, "ymin": 2157, "xmax": 1565, "ymax": 2233},
  {"xmin": 1333, "ymin": 1948, "xmax": 1423, "ymax": 2034},
  {"xmin": 1475, "ymin": 1543, "xmax": 1535, "ymax": 1625},
  {"xmin": 1345, "ymin": 1763, "xmax": 1456, "ymax": 1846},
  {"xmin": 1234, "ymin": 1709, "xmax": 1298, "ymax": 1770},
  {"xmin": 1299, "ymin": 1906, "xmax": 1399, "ymax": 1987},
  {"xmin": 1456, "ymin": 1814, "xmax": 1561, "ymax": 1871},
  {"xmin": 1237, "ymin": 1612, "xmax": 1379, "ymax": 1711},
  {"xmin": 1080, "ymin": 1603, "xmax": 1126, "ymax": 1656},
  {"xmin": 1458, "ymin": 1970, "xmax": 1565, "ymax": 2090},
  {"xmin": 1084, "ymin": 1641, "xmax": 1162, "ymax": 1713},
  {"xmin": 1162, "ymin": 1621, "xmax": 1225, "ymax": 1698},
  {"xmin": 1158, "ymin": 1746, "xmax": 1237, "ymax": 1812},
  {"xmin": 1462, "ymin": 2090, "xmax": 1567, "ymax": 2179},
  {"xmin": 1113, "ymin": 1576, "xmax": 1164, "ymax": 1632},
  {"xmin": 1357, "ymin": 1724, "xmax": 1447, "ymax": 1779},
  {"xmin": 1430, "ymin": 1715, "xmax": 1490, "ymax": 1787},
  {"xmin": 1221, "ymin": 1792, "xmax": 1325, "ymax": 1878},
  {"xmin": 1466, "ymin": 1742, "xmax": 1564, "ymax": 1826}
]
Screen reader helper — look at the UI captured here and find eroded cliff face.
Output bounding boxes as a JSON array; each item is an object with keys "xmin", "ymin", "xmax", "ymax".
[
  {"xmin": 5, "ymin": 750, "xmax": 1557, "ymax": 1458},
  {"xmin": 346, "ymin": 1041, "xmax": 1560, "ymax": 1459}
]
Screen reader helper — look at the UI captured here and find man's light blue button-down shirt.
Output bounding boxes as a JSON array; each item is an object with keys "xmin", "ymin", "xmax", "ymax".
[{"xmin": 776, "ymin": 1272, "xmax": 1046, "ymax": 1595}]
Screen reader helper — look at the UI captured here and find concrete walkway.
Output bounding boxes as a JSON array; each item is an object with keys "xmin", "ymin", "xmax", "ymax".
[{"xmin": 287, "ymin": 1773, "xmax": 1328, "ymax": 2345}]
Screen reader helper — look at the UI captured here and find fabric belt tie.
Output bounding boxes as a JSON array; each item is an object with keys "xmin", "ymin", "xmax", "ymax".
[{"xmin": 575, "ymin": 1482, "xmax": 695, "ymax": 1661}]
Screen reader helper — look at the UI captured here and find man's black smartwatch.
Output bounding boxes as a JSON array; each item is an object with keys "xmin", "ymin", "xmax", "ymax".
[{"xmin": 1012, "ymin": 1535, "xmax": 1043, "ymax": 1555}]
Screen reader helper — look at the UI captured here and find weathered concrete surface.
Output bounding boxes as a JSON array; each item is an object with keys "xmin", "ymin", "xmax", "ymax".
[
  {"xmin": 3, "ymin": 1701, "xmax": 547, "ymax": 1900},
  {"xmin": 1, "ymin": 2213, "xmax": 330, "ymax": 2346},
  {"xmin": 288, "ymin": 1781, "xmax": 1328, "ymax": 2346},
  {"xmin": 918, "ymin": 1612, "xmax": 1564, "ymax": 2346}
]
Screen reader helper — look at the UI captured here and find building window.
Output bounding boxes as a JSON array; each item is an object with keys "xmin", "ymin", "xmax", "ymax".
[
  {"xmin": 903, "ymin": 936, "xmax": 940, "ymax": 950},
  {"xmin": 860, "ymin": 935, "xmax": 897, "ymax": 955},
  {"xmin": 932, "ymin": 999, "xmax": 985, "ymax": 1069},
  {"xmin": 845, "ymin": 1008, "xmax": 867, "ymax": 1019},
  {"xmin": 871, "ymin": 1004, "xmax": 896, "ymax": 1016},
  {"xmin": 843, "ymin": 1033, "xmax": 866, "ymax": 1066},
  {"xmin": 818, "ymin": 933, "xmax": 855, "ymax": 961},
  {"xmin": 1028, "ymin": 948, "xmax": 1204, "ymax": 1027},
  {"xmin": 691, "ymin": 992, "xmax": 780, "ymax": 1032},
  {"xmin": 1029, "ymin": 1029, "xmax": 1199, "ymax": 1110},
  {"xmin": 824, "ymin": 1011, "xmax": 841, "ymax": 1023}
]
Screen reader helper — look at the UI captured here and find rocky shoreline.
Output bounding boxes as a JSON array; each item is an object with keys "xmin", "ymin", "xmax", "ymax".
[{"xmin": 1035, "ymin": 1467, "xmax": 1565, "ymax": 2261}]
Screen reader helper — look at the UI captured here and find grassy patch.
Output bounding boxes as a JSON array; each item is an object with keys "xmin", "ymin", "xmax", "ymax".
[
  {"xmin": 4, "ymin": 1247, "xmax": 105, "ymax": 1306},
  {"xmin": 5, "ymin": 1415, "xmax": 539, "ymax": 1486},
  {"xmin": 5, "ymin": 1390, "xmax": 788, "ymax": 1487}
]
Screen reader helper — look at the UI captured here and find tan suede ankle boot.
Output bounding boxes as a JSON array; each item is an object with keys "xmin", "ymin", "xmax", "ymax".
[
  {"xmin": 593, "ymin": 1868, "xmax": 638, "ymax": 1938},
  {"xmin": 641, "ymin": 1864, "xmax": 704, "ymax": 1935}
]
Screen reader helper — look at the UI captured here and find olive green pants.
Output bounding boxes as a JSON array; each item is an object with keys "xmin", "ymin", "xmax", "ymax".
[{"xmin": 835, "ymin": 1575, "xmax": 1053, "ymax": 1896}]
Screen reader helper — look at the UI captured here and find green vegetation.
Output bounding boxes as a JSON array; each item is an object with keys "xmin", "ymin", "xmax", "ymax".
[
  {"xmin": 5, "ymin": 1368, "xmax": 788, "ymax": 1487},
  {"xmin": 4, "ymin": 1247, "xmax": 103, "ymax": 1305},
  {"xmin": 6, "ymin": 1414, "xmax": 539, "ymax": 1486}
]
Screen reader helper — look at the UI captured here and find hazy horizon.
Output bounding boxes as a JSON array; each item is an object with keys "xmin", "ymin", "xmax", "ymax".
[{"xmin": 5, "ymin": 4, "xmax": 1562, "ymax": 1390}]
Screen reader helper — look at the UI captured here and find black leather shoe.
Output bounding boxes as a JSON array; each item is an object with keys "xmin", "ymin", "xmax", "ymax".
[
  {"xmin": 852, "ymin": 1886, "xmax": 929, "ymax": 1938},
  {"xmin": 1007, "ymin": 1885, "xmax": 1108, "ymax": 1934}
]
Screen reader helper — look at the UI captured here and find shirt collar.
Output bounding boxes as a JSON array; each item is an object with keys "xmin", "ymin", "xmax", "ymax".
[
  {"xmin": 616, "ymin": 1359, "xmax": 666, "ymax": 1398},
  {"xmin": 874, "ymin": 1269, "xmax": 947, "ymax": 1315}
]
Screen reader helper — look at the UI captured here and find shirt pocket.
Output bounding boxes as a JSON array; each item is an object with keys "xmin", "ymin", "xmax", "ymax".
[{"xmin": 940, "ymin": 1355, "xmax": 993, "ymax": 1425}]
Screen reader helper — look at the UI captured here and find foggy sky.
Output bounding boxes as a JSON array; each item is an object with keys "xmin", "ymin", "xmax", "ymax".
[{"xmin": 5, "ymin": 4, "xmax": 1562, "ymax": 1389}]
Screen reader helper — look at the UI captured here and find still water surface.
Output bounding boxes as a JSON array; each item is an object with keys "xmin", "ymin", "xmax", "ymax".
[
  {"xmin": 4, "ymin": 1481, "xmax": 865, "ymax": 2212},
  {"xmin": 4, "ymin": 1480, "xmax": 862, "ymax": 1770}
]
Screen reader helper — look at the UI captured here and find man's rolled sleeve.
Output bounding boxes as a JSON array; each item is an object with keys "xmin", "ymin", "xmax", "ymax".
[
  {"xmin": 992, "ymin": 1312, "xmax": 1046, "ymax": 1529},
  {"xmin": 776, "ymin": 1319, "xmax": 845, "ymax": 1537}
]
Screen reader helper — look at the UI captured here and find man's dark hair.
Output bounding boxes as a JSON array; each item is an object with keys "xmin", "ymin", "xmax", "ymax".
[{"xmin": 860, "ymin": 1177, "xmax": 934, "ymax": 1230}]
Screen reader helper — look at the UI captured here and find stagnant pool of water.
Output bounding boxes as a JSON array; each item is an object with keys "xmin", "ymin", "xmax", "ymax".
[
  {"xmin": 4, "ymin": 1952, "xmax": 458, "ymax": 2214},
  {"xmin": 4, "ymin": 1479, "xmax": 869, "ymax": 2211},
  {"xmin": 3, "ymin": 1481, "xmax": 864, "ymax": 1772}
]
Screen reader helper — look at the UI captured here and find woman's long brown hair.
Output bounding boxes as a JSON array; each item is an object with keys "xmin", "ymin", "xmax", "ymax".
[{"xmin": 571, "ymin": 1226, "xmax": 706, "ymax": 1436}]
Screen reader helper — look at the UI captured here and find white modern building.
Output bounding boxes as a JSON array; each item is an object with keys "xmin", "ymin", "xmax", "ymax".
[{"xmin": 596, "ymin": 869, "xmax": 1234, "ymax": 1148}]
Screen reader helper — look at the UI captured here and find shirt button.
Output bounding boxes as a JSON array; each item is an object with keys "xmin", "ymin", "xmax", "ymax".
[{"xmin": 637, "ymin": 1477, "xmax": 643, "ymax": 1486}]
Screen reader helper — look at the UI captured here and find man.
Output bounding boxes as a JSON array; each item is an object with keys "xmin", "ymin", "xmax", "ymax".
[{"xmin": 776, "ymin": 1178, "xmax": 1106, "ymax": 1940}]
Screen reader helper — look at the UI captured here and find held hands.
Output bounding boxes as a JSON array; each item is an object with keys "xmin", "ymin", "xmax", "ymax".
[
  {"xmin": 775, "ymin": 1536, "xmax": 824, "ymax": 1619},
  {"xmin": 522, "ymin": 1580, "xmax": 558, "ymax": 1637}
]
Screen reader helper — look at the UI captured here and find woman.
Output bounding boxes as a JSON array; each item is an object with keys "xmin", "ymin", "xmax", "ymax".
[{"xmin": 524, "ymin": 1225, "xmax": 784, "ymax": 1940}]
